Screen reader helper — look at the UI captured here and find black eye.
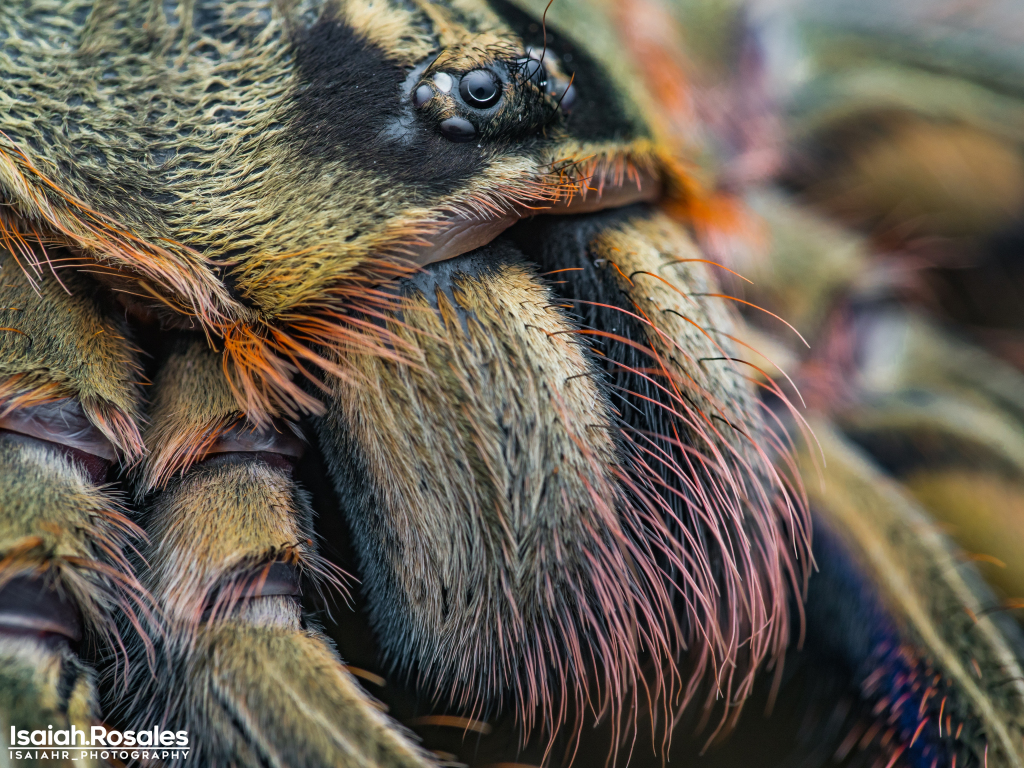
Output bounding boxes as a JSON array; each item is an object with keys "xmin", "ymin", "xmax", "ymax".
[
  {"xmin": 459, "ymin": 69, "xmax": 502, "ymax": 109},
  {"xmin": 517, "ymin": 56, "xmax": 548, "ymax": 89}
]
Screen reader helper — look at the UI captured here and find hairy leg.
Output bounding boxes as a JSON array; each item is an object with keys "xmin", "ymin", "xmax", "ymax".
[
  {"xmin": 125, "ymin": 336, "xmax": 436, "ymax": 768},
  {"xmin": 0, "ymin": 248, "xmax": 146, "ymax": 766}
]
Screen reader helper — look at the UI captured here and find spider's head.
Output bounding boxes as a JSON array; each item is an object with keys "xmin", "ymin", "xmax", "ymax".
[{"xmin": 0, "ymin": 0, "xmax": 672, "ymax": 417}]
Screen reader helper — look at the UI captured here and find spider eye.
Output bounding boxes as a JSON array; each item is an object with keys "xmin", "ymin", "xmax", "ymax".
[
  {"xmin": 459, "ymin": 69, "xmax": 502, "ymax": 109},
  {"xmin": 412, "ymin": 83, "xmax": 433, "ymax": 108},
  {"xmin": 517, "ymin": 56, "xmax": 548, "ymax": 89},
  {"xmin": 439, "ymin": 116, "xmax": 476, "ymax": 142}
]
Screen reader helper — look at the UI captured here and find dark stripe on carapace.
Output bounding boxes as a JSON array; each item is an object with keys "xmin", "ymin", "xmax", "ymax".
[{"xmin": 288, "ymin": 10, "xmax": 487, "ymax": 199}]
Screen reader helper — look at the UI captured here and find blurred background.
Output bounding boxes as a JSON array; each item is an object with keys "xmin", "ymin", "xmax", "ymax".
[{"xmin": 666, "ymin": 0, "xmax": 1024, "ymax": 607}]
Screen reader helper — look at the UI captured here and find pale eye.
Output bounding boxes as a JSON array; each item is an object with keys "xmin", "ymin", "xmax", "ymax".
[
  {"xmin": 439, "ymin": 116, "xmax": 476, "ymax": 142},
  {"xmin": 459, "ymin": 69, "xmax": 502, "ymax": 109},
  {"xmin": 412, "ymin": 83, "xmax": 433, "ymax": 107},
  {"xmin": 431, "ymin": 71, "xmax": 453, "ymax": 93}
]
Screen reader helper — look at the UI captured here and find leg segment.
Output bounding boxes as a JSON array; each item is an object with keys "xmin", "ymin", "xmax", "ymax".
[
  {"xmin": 127, "ymin": 336, "xmax": 436, "ymax": 768},
  {"xmin": 0, "ymin": 248, "xmax": 146, "ymax": 765}
]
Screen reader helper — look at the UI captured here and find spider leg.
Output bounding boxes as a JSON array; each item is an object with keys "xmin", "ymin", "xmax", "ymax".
[
  {"xmin": 123, "ymin": 336, "xmax": 436, "ymax": 768},
  {"xmin": 0, "ymin": 247, "xmax": 146, "ymax": 762}
]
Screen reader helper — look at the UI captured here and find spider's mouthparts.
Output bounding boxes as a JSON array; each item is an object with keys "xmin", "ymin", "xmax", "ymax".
[{"xmin": 410, "ymin": 165, "xmax": 662, "ymax": 267}]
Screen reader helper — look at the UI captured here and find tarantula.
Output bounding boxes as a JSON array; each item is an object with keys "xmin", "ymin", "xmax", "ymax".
[{"xmin": 0, "ymin": 0, "xmax": 1022, "ymax": 766}]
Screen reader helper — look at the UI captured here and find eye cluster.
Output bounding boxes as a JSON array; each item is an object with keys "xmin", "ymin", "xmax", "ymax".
[{"xmin": 412, "ymin": 49, "xmax": 577, "ymax": 143}]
